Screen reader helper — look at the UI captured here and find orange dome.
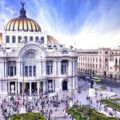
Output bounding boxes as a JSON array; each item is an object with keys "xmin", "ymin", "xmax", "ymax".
[{"xmin": 4, "ymin": 3, "xmax": 41, "ymax": 32}]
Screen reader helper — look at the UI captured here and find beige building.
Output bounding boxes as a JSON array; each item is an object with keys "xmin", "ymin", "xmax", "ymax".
[
  {"xmin": 78, "ymin": 48, "xmax": 111, "ymax": 77},
  {"xmin": 108, "ymin": 46, "xmax": 120, "ymax": 80}
]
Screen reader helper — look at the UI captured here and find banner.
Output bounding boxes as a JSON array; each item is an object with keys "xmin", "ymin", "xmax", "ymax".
[{"xmin": 37, "ymin": 82, "xmax": 40, "ymax": 89}]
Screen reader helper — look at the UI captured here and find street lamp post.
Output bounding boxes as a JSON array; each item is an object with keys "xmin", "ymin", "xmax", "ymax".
[
  {"xmin": 20, "ymin": 60, "xmax": 26, "ymax": 113},
  {"xmin": 22, "ymin": 61, "xmax": 25, "ymax": 107}
]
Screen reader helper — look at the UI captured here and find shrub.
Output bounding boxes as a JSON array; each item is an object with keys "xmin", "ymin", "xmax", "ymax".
[
  {"xmin": 10, "ymin": 112, "xmax": 45, "ymax": 120},
  {"xmin": 67, "ymin": 106, "xmax": 117, "ymax": 120},
  {"xmin": 100, "ymin": 85, "xmax": 106, "ymax": 90}
]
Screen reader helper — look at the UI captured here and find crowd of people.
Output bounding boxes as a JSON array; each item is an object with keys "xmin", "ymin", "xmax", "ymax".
[
  {"xmin": 1, "ymin": 81, "xmax": 120, "ymax": 120},
  {"xmin": 0, "ymin": 92, "xmax": 77, "ymax": 120}
]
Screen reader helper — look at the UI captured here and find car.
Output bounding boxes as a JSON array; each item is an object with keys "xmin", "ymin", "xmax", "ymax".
[{"xmin": 91, "ymin": 77, "xmax": 101, "ymax": 83}]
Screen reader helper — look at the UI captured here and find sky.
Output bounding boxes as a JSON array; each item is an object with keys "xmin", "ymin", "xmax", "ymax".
[{"xmin": 0, "ymin": 0, "xmax": 120, "ymax": 49}]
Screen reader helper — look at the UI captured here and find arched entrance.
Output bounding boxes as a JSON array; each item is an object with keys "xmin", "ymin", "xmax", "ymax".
[
  {"xmin": 62, "ymin": 81, "xmax": 67, "ymax": 91},
  {"xmin": 104, "ymin": 71, "xmax": 106, "ymax": 77},
  {"xmin": 48, "ymin": 80, "xmax": 53, "ymax": 93}
]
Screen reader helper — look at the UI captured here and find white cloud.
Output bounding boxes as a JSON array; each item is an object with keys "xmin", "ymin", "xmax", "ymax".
[
  {"xmin": 0, "ymin": 0, "xmax": 120, "ymax": 49},
  {"xmin": 0, "ymin": 1, "xmax": 15, "ymax": 32}
]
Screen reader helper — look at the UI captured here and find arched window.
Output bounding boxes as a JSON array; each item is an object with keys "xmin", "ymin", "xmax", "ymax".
[
  {"xmin": 62, "ymin": 80, "xmax": 67, "ymax": 90},
  {"xmin": 23, "ymin": 52, "xmax": 36, "ymax": 77},
  {"xmin": 115, "ymin": 58, "xmax": 117, "ymax": 70},
  {"xmin": 46, "ymin": 61, "xmax": 53, "ymax": 75},
  {"xmin": 61, "ymin": 60, "xmax": 68, "ymax": 74},
  {"xmin": 62, "ymin": 50, "xmax": 68, "ymax": 54},
  {"xmin": 25, "ymin": 52, "xmax": 35, "ymax": 59},
  {"xmin": 8, "ymin": 61, "xmax": 16, "ymax": 76}
]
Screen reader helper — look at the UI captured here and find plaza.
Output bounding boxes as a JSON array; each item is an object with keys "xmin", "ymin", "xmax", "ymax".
[
  {"xmin": 0, "ymin": 78, "xmax": 120, "ymax": 120},
  {"xmin": 0, "ymin": 1, "xmax": 120, "ymax": 120}
]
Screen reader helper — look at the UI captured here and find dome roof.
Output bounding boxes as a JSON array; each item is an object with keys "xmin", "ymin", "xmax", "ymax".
[
  {"xmin": 5, "ymin": 3, "xmax": 41, "ymax": 32},
  {"xmin": 47, "ymin": 35, "xmax": 59, "ymax": 44}
]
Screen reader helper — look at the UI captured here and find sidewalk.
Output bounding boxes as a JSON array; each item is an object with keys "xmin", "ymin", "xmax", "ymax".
[
  {"xmin": 0, "ymin": 104, "xmax": 5, "ymax": 120},
  {"xmin": 74, "ymin": 88, "xmax": 120, "ymax": 119}
]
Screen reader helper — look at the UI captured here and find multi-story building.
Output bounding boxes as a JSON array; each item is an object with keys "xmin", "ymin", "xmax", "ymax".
[
  {"xmin": 0, "ymin": 3, "xmax": 78, "ymax": 95},
  {"xmin": 78, "ymin": 48, "xmax": 111, "ymax": 77},
  {"xmin": 108, "ymin": 46, "xmax": 120, "ymax": 80}
]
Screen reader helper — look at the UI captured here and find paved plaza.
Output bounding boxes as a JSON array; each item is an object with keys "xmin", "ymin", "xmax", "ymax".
[{"xmin": 0, "ymin": 79, "xmax": 120, "ymax": 120}]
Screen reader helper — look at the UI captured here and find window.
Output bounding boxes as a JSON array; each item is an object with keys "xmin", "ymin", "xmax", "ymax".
[
  {"xmin": 12, "ymin": 36, "xmax": 16, "ymax": 43},
  {"xmin": 53, "ymin": 45, "xmax": 56, "ymax": 48},
  {"xmin": 24, "ymin": 36, "xmax": 27, "ymax": 42},
  {"xmin": 25, "ymin": 66, "xmax": 28, "ymax": 76},
  {"xmin": 41, "ymin": 37, "xmax": 44, "ymax": 43},
  {"xmin": 14, "ymin": 66, "xmax": 16, "ymax": 75},
  {"xmin": 9, "ymin": 66, "xmax": 16, "ymax": 76},
  {"xmin": 33, "ymin": 66, "xmax": 36, "ymax": 76},
  {"xmin": 62, "ymin": 50, "xmax": 68, "ymax": 54},
  {"xmin": 60, "ymin": 45, "xmax": 63, "ymax": 47},
  {"xmin": 47, "ymin": 65, "xmax": 50, "ymax": 75},
  {"xmin": 105, "ymin": 51, "xmax": 108, "ymax": 54},
  {"xmin": 46, "ymin": 61, "xmax": 53, "ymax": 75},
  {"xmin": 61, "ymin": 60, "xmax": 68, "ymax": 74},
  {"xmin": 35, "ymin": 36, "xmax": 39, "ymax": 42},
  {"xmin": 10, "ymin": 66, "xmax": 13, "ymax": 76},
  {"xmin": 96, "ymin": 58, "xmax": 97, "ymax": 62},
  {"xmin": 105, "ymin": 58, "xmax": 108, "ymax": 62},
  {"xmin": 30, "ymin": 36, "xmax": 33, "ymax": 41},
  {"xmin": 18, "ymin": 36, "xmax": 21, "ymax": 43},
  {"xmin": 29, "ymin": 66, "xmax": 32, "ymax": 76},
  {"xmin": 6, "ymin": 35, "xmax": 10, "ymax": 43}
]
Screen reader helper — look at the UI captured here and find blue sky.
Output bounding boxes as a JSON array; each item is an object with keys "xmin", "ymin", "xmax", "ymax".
[{"xmin": 0, "ymin": 0, "xmax": 120, "ymax": 49}]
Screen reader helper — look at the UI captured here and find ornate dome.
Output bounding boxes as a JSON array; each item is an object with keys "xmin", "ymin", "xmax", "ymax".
[
  {"xmin": 47, "ymin": 35, "xmax": 59, "ymax": 44},
  {"xmin": 5, "ymin": 3, "xmax": 41, "ymax": 32}
]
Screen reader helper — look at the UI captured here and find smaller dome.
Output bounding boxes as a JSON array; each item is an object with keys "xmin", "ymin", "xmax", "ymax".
[
  {"xmin": 0, "ymin": 33, "xmax": 2, "ymax": 43},
  {"xmin": 4, "ymin": 3, "xmax": 41, "ymax": 32},
  {"xmin": 47, "ymin": 35, "xmax": 59, "ymax": 44}
]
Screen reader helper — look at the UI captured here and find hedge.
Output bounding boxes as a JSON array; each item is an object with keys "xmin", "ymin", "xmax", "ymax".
[
  {"xmin": 10, "ymin": 112, "xmax": 45, "ymax": 120},
  {"xmin": 67, "ymin": 106, "xmax": 117, "ymax": 120},
  {"xmin": 101, "ymin": 99, "xmax": 120, "ymax": 112}
]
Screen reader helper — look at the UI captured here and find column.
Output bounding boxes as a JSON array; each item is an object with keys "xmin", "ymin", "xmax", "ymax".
[
  {"xmin": 15, "ymin": 82, "xmax": 17, "ymax": 95},
  {"xmin": 53, "ymin": 80, "xmax": 55, "ymax": 92},
  {"xmin": 37, "ymin": 82, "xmax": 40, "ymax": 95},
  {"xmin": 68, "ymin": 61, "xmax": 72, "ymax": 76},
  {"xmin": 53, "ymin": 61, "xmax": 57, "ymax": 75},
  {"xmin": 55, "ymin": 79, "xmax": 60, "ymax": 92},
  {"xmin": 30, "ymin": 82, "xmax": 32, "ymax": 96},
  {"xmin": 41, "ymin": 62, "xmax": 42, "ymax": 76},
  {"xmin": 58, "ymin": 61, "xmax": 61, "ymax": 75},
  {"xmin": 37, "ymin": 61, "xmax": 41, "ymax": 76},
  {"xmin": 0, "ymin": 80, "xmax": 1, "ymax": 93},
  {"xmin": 8, "ymin": 82, "xmax": 10, "ymax": 95},
  {"xmin": 3, "ymin": 81, "xmax": 7, "ymax": 94},
  {"xmin": 42, "ymin": 61, "xmax": 46, "ymax": 76},
  {"xmin": 18, "ymin": 82, "xmax": 20, "ymax": 94},
  {"xmin": 43, "ymin": 81, "xmax": 46, "ymax": 94},
  {"xmin": 73, "ymin": 61, "xmax": 75, "ymax": 76},
  {"xmin": 4, "ymin": 61, "xmax": 7, "ymax": 77},
  {"xmin": 20, "ymin": 62, "xmax": 22, "ymax": 76},
  {"xmin": 17, "ymin": 61, "xmax": 20, "ymax": 77}
]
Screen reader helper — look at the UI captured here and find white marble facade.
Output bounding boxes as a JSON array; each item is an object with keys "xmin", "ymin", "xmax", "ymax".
[{"xmin": 0, "ymin": 3, "xmax": 78, "ymax": 96}]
